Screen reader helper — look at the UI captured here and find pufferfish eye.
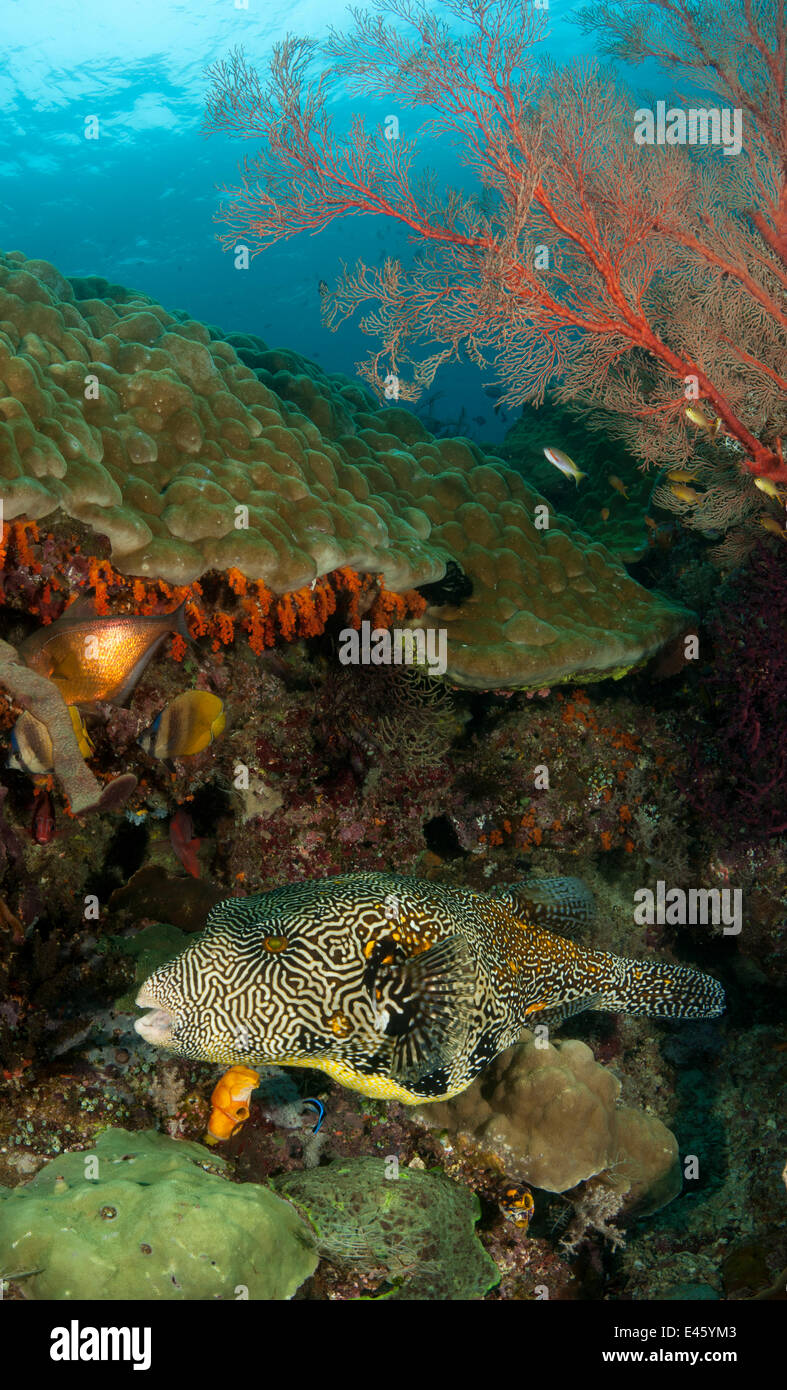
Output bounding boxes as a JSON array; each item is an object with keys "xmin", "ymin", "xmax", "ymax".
[{"xmin": 263, "ymin": 935, "xmax": 288, "ymax": 952}]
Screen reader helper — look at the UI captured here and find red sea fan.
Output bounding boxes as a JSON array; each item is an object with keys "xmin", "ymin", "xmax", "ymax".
[{"xmin": 203, "ymin": 0, "xmax": 787, "ymax": 484}]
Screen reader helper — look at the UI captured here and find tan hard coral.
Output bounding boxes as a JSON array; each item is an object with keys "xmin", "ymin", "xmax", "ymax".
[
  {"xmin": 0, "ymin": 251, "xmax": 689, "ymax": 689},
  {"xmin": 418, "ymin": 1036, "xmax": 681, "ymax": 1212}
]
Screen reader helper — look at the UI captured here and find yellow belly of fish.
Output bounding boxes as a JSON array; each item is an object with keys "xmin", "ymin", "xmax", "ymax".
[{"xmin": 275, "ymin": 1054, "xmax": 468, "ymax": 1105}]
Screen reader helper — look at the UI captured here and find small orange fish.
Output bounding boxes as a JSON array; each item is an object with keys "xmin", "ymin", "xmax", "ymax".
[
  {"xmin": 759, "ymin": 515, "xmax": 787, "ymax": 539},
  {"xmin": 19, "ymin": 597, "xmax": 190, "ymax": 705},
  {"xmin": 608, "ymin": 475, "xmax": 629, "ymax": 499},
  {"xmin": 669, "ymin": 483, "xmax": 703, "ymax": 504},
  {"xmin": 667, "ymin": 468, "xmax": 698, "ymax": 484},
  {"xmin": 600, "ymin": 507, "xmax": 610, "ymax": 522},
  {"xmin": 204, "ymin": 1065, "xmax": 260, "ymax": 1144}
]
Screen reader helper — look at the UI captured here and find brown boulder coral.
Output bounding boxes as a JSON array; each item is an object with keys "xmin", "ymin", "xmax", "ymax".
[
  {"xmin": 417, "ymin": 1036, "xmax": 681, "ymax": 1214},
  {"xmin": 0, "ymin": 251, "xmax": 689, "ymax": 690}
]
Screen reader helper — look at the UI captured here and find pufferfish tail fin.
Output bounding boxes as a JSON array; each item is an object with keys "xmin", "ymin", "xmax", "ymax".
[
  {"xmin": 499, "ymin": 876, "xmax": 596, "ymax": 933},
  {"xmin": 597, "ymin": 951, "xmax": 725, "ymax": 1019}
]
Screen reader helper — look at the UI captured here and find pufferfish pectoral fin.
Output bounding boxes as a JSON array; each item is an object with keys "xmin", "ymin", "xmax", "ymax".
[
  {"xmin": 498, "ymin": 875, "xmax": 596, "ymax": 933},
  {"xmin": 367, "ymin": 934, "xmax": 476, "ymax": 1084},
  {"xmin": 524, "ymin": 993, "xmax": 605, "ymax": 1031}
]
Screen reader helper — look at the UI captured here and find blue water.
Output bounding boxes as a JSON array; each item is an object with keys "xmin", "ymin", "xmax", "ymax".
[
  {"xmin": 0, "ymin": 0, "xmax": 627, "ymax": 438},
  {"xmin": 1, "ymin": 1, "xmax": 783, "ymax": 1327}
]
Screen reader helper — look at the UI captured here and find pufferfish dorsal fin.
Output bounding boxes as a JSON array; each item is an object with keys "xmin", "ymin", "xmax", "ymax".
[
  {"xmin": 364, "ymin": 934, "xmax": 476, "ymax": 1084},
  {"xmin": 497, "ymin": 875, "xmax": 596, "ymax": 933}
]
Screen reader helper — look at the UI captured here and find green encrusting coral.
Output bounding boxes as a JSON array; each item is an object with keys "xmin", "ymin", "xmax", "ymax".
[
  {"xmin": 0, "ymin": 1128, "xmax": 318, "ymax": 1300},
  {"xmin": 108, "ymin": 921, "xmax": 192, "ymax": 1011},
  {"xmin": 0, "ymin": 1133, "xmax": 499, "ymax": 1301},
  {"xmin": 273, "ymin": 1157, "xmax": 500, "ymax": 1300}
]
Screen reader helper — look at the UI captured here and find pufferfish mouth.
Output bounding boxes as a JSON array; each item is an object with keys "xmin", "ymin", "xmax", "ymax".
[{"xmin": 134, "ymin": 986, "xmax": 175, "ymax": 1045}]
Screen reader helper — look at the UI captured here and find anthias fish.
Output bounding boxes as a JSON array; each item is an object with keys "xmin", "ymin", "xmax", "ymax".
[
  {"xmin": 543, "ymin": 446, "xmax": 586, "ymax": 485},
  {"xmin": 135, "ymin": 873, "xmax": 725, "ymax": 1105},
  {"xmin": 19, "ymin": 597, "xmax": 189, "ymax": 705}
]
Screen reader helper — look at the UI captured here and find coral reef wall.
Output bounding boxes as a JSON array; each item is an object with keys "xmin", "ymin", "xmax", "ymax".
[{"xmin": 0, "ymin": 251, "xmax": 690, "ymax": 690}]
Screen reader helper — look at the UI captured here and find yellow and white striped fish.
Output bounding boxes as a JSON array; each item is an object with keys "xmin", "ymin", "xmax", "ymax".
[{"xmin": 135, "ymin": 873, "xmax": 724, "ymax": 1105}]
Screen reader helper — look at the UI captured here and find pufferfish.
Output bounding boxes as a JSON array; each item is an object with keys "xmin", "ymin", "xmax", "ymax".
[{"xmin": 134, "ymin": 873, "xmax": 725, "ymax": 1107}]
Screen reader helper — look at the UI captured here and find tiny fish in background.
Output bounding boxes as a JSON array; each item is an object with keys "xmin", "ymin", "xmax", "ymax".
[
  {"xmin": 543, "ymin": 447, "xmax": 586, "ymax": 485},
  {"xmin": 169, "ymin": 807, "xmax": 202, "ymax": 878},
  {"xmin": 759, "ymin": 515, "xmax": 787, "ymax": 538},
  {"xmin": 685, "ymin": 404, "xmax": 722, "ymax": 435},
  {"xmin": 666, "ymin": 467, "xmax": 698, "ymax": 484},
  {"xmin": 30, "ymin": 788, "xmax": 56, "ymax": 844},
  {"xmin": 607, "ymin": 474, "xmax": 629, "ymax": 499},
  {"xmin": 9, "ymin": 708, "xmax": 93, "ymax": 775},
  {"xmin": 599, "ymin": 507, "xmax": 610, "ymax": 522},
  {"xmin": 753, "ymin": 478, "xmax": 785, "ymax": 502},
  {"xmin": 19, "ymin": 596, "xmax": 190, "ymax": 706},
  {"xmin": 138, "ymin": 691, "xmax": 225, "ymax": 760},
  {"xmin": 669, "ymin": 483, "xmax": 703, "ymax": 504},
  {"xmin": 317, "ymin": 279, "xmax": 329, "ymax": 296}
]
